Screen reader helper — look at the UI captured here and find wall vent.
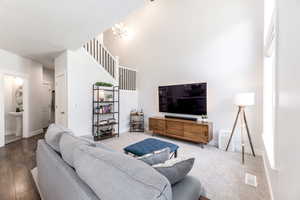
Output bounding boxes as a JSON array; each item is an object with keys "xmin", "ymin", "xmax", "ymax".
[{"xmin": 245, "ymin": 173, "xmax": 257, "ymax": 187}]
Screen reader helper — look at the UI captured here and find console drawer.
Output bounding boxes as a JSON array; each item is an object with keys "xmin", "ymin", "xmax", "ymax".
[
  {"xmin": 166, "ymin": 121, "xmax": 184, "ymax": 136},
  {"xmin": 184, "ymin": 131, "xmax": 207, "ymax": 143},
  {"xmin": 149, "ymin": 118, "xmax": 166, "ymax": 134},
  {"xmin": 184, "ymin": 124, "xmax": 208, "ymax": 142},
  {"xmin": 156, "ymin": 120, "xmax": 166, "ymax": 130},
  {"xmin": 184, "ymin": 124, "xmax": 203, "ymax": 134},
  {"xmin": 149, "ymin": 118, "xmax": 156, "ymax": 131}
]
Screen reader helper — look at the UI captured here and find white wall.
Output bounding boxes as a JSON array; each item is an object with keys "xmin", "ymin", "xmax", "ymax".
[
  {"xmin": 67, "ymin": 49, "xmax": 117, "ymax": 136},
  {"xmin": 120, "ymin": 90, "xmax": 138, "ymax": 133},
  {"xmin": 55, "ymin": 49, "xmax": 139, "ymax": 136},
  {"xmin": 4, "ymin": 76, "xmax": 20, "ymax": 135},
  {"xmin": 43, "ymin": 68, "xmax": 54, "ymax": 87},
  {"xmin": 4, "ymin": 76, "xmax": 15, "ymax": 135},
  {"xmin": 55, "ymin": 49, "xmax": 117, "ymax": 136},
  {"xmin": 28, "ymin": 65, "xmax": 44, "ymax": 133},
  {"xmin": 104, "ymin": 0, "xmax": 263, "ymax": 149},
  {"xmin": 0, "ymin": 49, "xmax": 44, "ymax": 147}
]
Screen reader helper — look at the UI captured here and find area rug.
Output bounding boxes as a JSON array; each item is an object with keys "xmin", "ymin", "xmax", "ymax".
[{"xmin": 99, "ymin": 132, "xmax": 271, "ymax": 200}]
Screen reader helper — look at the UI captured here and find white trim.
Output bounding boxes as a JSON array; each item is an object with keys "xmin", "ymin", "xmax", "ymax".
[
  {"xmin": 5, "ymin": 131, "xmax": 15, "ymax": 135},
  {"xmin": 262, "ymin": 150, "xmax": 275, "ymax": 200},
  {"xmin": 26, "ymin": 129, "xmax": 43, "ymax": 138},
  {"xmin": 119, "ymin": 128, "xmax": 130, "ymax": 134},
  {"xmin": 119, "ymin": 65, "xmax": 138, "ymax": 72},
  {"xmin": 255, "ymin": 148, "xmax": 264, "ymax": 156}
]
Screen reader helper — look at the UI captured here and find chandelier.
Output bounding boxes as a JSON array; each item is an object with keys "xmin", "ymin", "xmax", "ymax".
[{"xmin": 112, "ymin": 23, "xmax": 129, "ymax": 39}]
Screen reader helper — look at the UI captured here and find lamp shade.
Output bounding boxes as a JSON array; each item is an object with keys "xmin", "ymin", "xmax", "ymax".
[{"xmin": 234, "ymin": 92, "xmax": 255, "ymax": 106}]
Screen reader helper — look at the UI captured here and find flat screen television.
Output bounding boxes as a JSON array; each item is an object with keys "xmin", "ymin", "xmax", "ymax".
[{"xmin": 159, "ymin": 83, "xmax": 207, "ymax": 115}]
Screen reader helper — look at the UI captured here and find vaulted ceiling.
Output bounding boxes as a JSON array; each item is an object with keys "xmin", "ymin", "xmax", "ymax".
[{"xmin": 0, "ymin": 0, "xmax": 145, "ymax": 68}]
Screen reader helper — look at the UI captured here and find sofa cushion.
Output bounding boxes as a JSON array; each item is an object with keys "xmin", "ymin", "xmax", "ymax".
[
  {"xmin": 45, "ymin": 124, "xmax": 71, "ymax": 152},
  {"xmin": 153, "ymin": 157, "xmax": 195, "ymax": 185},
  {"xmin": 138, "ymin": 147, "xmax": 170, "ymax": 166},
  {"xmin": 73, "ymin": 145, "xmax": 172, "ymax": 200},
  {"xmin": 59, "ymin": 133, "xmax": 94, "ymax": 167}
]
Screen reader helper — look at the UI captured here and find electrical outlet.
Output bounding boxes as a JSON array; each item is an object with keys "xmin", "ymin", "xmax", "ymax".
[{"xmin": 245, "ymin": 173, "xmax": 257, "ymax": 187}]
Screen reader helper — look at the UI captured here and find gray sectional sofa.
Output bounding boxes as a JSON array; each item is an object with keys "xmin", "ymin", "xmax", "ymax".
[{"xmin": 36, "ymin": 125, "xmax": 205, "ymax": 200}]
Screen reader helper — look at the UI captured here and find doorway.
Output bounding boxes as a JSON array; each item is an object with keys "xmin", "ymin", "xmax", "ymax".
[
  {"xmin": 41, "ymin": 82, "xmax": 55, "ymax": 128},
  {"xmin": 3, "ymin": 75, "xmax": 24, "ymax": 144}
]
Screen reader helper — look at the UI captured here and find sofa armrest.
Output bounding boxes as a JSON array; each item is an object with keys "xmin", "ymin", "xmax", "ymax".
[{"xmin": 171, "ymin": 176, "xmax": 205, "ymax": 200}]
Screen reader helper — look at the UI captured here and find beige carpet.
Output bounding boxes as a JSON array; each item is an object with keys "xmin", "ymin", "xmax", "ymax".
[{"xmin": 99, "ymin": 132, "xmax": 271, "ymax": 200}]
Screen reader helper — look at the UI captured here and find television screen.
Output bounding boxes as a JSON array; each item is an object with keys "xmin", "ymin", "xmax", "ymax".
[{"xmin": 159, "ymin": 83, "xmax": 207, "ymax": 115}]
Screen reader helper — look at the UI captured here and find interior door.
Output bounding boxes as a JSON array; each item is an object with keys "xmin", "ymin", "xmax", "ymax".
[
  {"xmin": 41, "ymin": 83, "xmax": 52, "ymax": 128},
  {"xmin": 55, "ymin": 75, "xmax": 67, "ymax": 127}
]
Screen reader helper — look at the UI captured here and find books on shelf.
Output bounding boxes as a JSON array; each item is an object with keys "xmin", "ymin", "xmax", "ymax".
[{"xmin": 93, "ymin": 84, "xmax": 119, "ymax": 141}]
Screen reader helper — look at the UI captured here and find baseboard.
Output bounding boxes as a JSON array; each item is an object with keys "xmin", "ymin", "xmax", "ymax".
[
  {"xmin": 5, "ymin": 131, "xmax": 15, "ymax": 135},
  {"xmin": 26, "ymin": 129, "xmax": 43, "ymax": 138},
  {"xmin": 119, "ymin": 128, "xmax": 130, "ymax": 134},
  {"xmin": 255, "ymin": 148, "xmax": 264, "ymax": 156},
  {"xmin": 262, "ymin": 150, "xmax": 275, "ymax": 200}
]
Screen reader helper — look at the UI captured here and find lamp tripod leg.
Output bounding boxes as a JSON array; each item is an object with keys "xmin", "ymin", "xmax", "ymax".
[
  {"xmin": 226, "ymin": 107, "xmax": 241, "ymax": 151},
  {"xmin": 242, "ymin": 144, "xmax": 245, "ymax": 164},
  {"xmin": 243, "ymin": 109, "xmax": 256, "ymax": 157}
]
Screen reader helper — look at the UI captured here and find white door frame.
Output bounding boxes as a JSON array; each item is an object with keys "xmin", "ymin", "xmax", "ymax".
[
  {"xmin": 55, "ymin": 73, "xmax": 68, "ymax": 127},
  {"xmin": 0, "ymin": 72, "xmax": 29, "ymax": 147}
]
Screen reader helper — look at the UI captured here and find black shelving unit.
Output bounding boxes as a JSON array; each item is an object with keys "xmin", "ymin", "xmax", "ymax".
[
  {"xmin": 129, "ymin": 111, "xmax": 144, "ymax": 132},
  {"xmin": 92, "ymin": 85, "xmax": 119, "ymax": 141}
]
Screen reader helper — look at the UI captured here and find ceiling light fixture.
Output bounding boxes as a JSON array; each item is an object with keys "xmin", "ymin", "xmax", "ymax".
[{"xmin": 112, "ymin": 23, "xmax": 129, "ymax": 39}]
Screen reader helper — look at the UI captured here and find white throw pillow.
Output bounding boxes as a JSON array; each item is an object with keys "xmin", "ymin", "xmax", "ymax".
[
  {"xmin": 153, "ymin": 157, "xmax": 195, "ymax": 185},
  {"xmin": 137, "ymin": 147, "xmax": 170, "ymax": 165}
]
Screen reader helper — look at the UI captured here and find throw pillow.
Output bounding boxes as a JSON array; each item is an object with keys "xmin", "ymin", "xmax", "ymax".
[
  {"xmin": 45, "ymin": 123, "xmax": 71, "ymax": 152},
  {"xmin": 137, "ymin": 147, "xmax": 170, "ymax": 166},
  {"xmin": 153, "ymin": 157, "xmax": 195, "ymax": 185}
]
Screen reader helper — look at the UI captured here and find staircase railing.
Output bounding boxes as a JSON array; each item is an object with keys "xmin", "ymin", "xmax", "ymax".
[
  {"xmin": 119, "ymin": 66, "xmax": 137, "ymax": 90},
  {"xmin": 83, "ymin": 38, "xmax": 118, "ymax": 78},
  {"xmin": 83, "ymin": 38, "xmax": 137, "ymax": 91}
]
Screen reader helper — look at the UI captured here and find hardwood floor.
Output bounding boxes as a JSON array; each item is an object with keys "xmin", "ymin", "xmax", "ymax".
[
  {"xmin": 0, "ymin": 134, "xmax": 43, "ymax": 200},
  {"xmin": 199, "ymin": 197, "xmax": 210, "ymax": 200}
]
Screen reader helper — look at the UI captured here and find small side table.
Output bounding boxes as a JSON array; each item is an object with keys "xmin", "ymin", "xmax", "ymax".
[{"xmin": 129, "ymin": 111, "xmax": 144, "ymax": 132}]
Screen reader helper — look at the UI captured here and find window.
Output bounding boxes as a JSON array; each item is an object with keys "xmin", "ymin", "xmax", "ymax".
[{"xmin": 263, "ymin": 6, "xmax": 276, "ymax": 169}]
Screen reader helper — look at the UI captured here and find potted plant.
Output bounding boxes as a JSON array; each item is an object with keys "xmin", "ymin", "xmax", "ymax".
[
  {"xmin": 201, "ymin": 115, "xmax": 208, "ymax": 122},
  {"xmin": 105, "ymin": 94, "xmax": 113, "ymax": 102},
  {"xmin": 95, "ymin": 82, "xmax": 113, "ymax": 87}
]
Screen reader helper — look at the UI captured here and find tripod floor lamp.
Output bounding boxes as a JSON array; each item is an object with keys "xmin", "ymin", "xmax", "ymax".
[{"xmin": 226, "ymin": 92, "xmax": 256, "ymax": 164}]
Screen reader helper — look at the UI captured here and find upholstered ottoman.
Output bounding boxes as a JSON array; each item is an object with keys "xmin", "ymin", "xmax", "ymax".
[{"xmin": 124, "ymin": 138, "xmax": 179, "ymax": 158}]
